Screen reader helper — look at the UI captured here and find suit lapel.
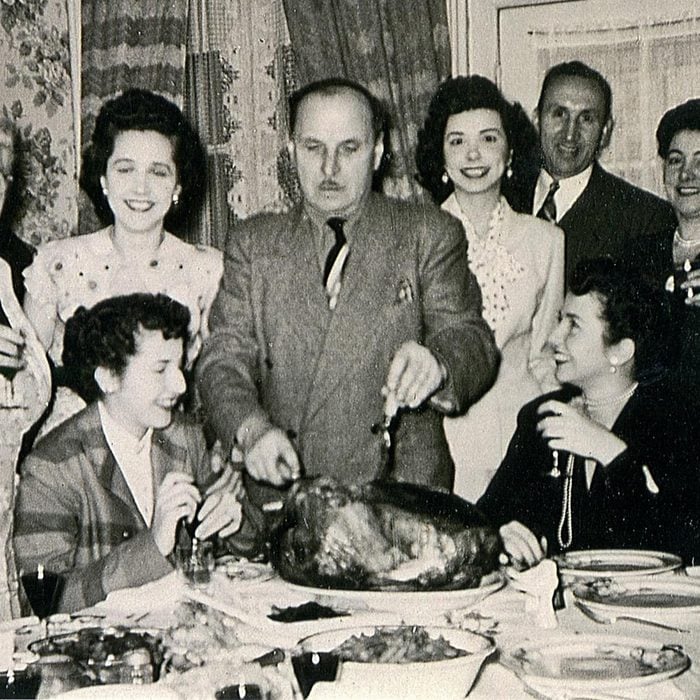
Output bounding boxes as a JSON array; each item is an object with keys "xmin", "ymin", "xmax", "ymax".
[
  {"xmin": 303, "ymin": 196, "xmax": 394, "ymax": 422},
  {"xmin": 82, "ymin": 404, "xmax": 147, "ymax": 528},
  {"xmin": 560, "ymin": 163, "xmax": 606, "ymax": 266}
]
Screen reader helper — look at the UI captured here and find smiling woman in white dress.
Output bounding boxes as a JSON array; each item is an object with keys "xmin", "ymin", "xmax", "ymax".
[
  {"xmin": 416, "ymin": 76, "xmax": 564, "ymax": 502},
  {"xmin": 23, "ymin": 89, "xmax": 223, "ymax": 432}
]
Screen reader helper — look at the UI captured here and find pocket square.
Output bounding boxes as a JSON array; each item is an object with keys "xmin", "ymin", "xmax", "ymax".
[{"xmin": 395, "ymin": 278, "xmax": 414, "ymax": 304}]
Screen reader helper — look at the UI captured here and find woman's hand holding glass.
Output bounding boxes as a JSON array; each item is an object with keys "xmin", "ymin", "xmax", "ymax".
[
  {"xmin": 151, "ymin": 472, "xmax": 201, "ymax": 556},
  {"xmin": 537, "ymin": 399, "xmax": 627, "ymax": 465}
]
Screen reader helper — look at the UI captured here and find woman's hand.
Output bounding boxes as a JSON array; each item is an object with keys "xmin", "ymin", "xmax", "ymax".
[
  {"xmin": 681, "ymin": 268, "xmax": 700, "ymax": 306},
  {"xmin": 151, "ymin": 472, "xmax": 201, "ymax": 556},
  {"xmin": 195, "ymin": 466, "xmax": 243, "ymax": 540},
  {"xmin": 537, "ymin": 400, "xmax": 627, "ymax": 465},
  {"xmin": 499, "ymin": 521, "xmax": 547, "ymax": 570}
]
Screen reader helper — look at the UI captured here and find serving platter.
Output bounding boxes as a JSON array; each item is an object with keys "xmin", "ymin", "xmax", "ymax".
[
  {"xmin": 503, "ymin": 634, "xmax": 690, "ymax": 695},
  {"xmin": 555, "ymin": 549, "xmax": 683, "ymax": 582},
  {"xmin": 573, "ymin": 576, "xmax": 700, "ymax": 618},
  {"xmin": 285, "ymin": 571, "xmax": 505, "ymax": 615}
]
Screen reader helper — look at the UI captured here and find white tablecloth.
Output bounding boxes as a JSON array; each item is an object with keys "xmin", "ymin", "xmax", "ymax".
[{"xmin": 25, "ymin": 565, "xmax": 700, "ymax": 699}]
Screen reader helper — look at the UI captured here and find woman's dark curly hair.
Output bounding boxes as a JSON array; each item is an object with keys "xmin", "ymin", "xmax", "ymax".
[
  {"xmin": 569, "ymin": 258, "xmax": 672, "ymax": 382},
  {"xmin": 415, "ymin": 75, "xmax": 539, "ymax": 205},
  {"xmin": 80, "ymin": 89, "xmax": 206, "ymax": 235},
  {"xmin": 62, "ymin": 293, "xmax": 191, "ymax": 403},
  {"xmin": 656, "ymin": 98, "xmax": 700, "ymax": 159}
]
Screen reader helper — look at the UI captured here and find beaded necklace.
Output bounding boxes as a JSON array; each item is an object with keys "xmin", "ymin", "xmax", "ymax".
[{"xmin": 555, "ymin": 382, "xmax": 638, "ymax": 550}]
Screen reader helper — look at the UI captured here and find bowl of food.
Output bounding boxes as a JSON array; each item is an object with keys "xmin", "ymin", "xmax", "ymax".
[
  {"xmin": 298, "ymin": 624, "xmax": 495, "ymax": 698},
  {"xmin": 29, "ymin": 626, "xmax": 164, "ymax": 686}
]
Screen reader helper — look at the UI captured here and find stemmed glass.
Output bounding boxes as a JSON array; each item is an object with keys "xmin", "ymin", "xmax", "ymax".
[{"xmin": 19, "ymin": 564, "xmax": 62, "ymax": 630}]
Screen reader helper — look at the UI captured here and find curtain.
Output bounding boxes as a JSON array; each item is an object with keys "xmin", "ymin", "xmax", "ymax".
[
  {"xmin": 0, "ymin": 0, "xmax": 77, "ymax": 618},
  {"xmin": 185, "ymin": 0, "xmax": 294, "ymax": 247},
  {"xmin": 0, "ymin": 0, "xmax": 78, "ymax": 247},
  {"xmin": 80, "ymin": 0, "xmax": 189, "ymax": 234},
  {"xmin": 531, "ymin": 13, "xmax": 700, "ymax": 197},
  {"xmin": 283, "ymin": 0, "xmax": 451, "ymax": 201}
]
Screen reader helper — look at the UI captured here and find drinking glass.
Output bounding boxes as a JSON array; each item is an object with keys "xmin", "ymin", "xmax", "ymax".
[
  {"xmin": 175, "ymin": 539, "xmax": 214, "ymax": 587},
  {"xmin": 19, "ymin": 565, "xmax": 62, "ymax": 620}
]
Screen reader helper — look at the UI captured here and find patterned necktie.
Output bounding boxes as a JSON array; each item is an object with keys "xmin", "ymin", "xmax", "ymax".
[
  {"xmin": 537, "ymin": 180, "xmax": 560, "ymax": 222},
  {"xmin": 323, "ymin": 217, "xmax": 349, "ymax": 309}
]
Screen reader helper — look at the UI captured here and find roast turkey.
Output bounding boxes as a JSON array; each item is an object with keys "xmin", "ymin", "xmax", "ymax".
[{"xmin": 268, "ymin": 478, "xmax": 501, "ymax": 591}]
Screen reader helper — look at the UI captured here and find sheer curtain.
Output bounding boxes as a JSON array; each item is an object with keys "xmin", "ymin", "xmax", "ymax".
[
  {"xmin": 531, "ymin": 13, "xmax": 700, "ymax": 196},
  {"xmin": 283, "ymin": 0, "xmax": 451, "ymax": 201},
  {"xmin": 185, "ymin": 0, "xmax": 294, "ymax": 246}
]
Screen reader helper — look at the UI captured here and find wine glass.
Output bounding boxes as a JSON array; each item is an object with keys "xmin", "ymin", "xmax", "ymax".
[{"xmin": 19, "ymin": 564, "xmax": 62, "ymax": 623}]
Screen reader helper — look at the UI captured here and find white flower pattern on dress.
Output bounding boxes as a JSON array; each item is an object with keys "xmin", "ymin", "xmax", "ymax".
[{"xmin": 443, "ymin": 195, "xmax": 526, "ymax": 333}]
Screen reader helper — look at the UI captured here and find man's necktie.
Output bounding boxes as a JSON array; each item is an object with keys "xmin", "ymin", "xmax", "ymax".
[
  {"xmin": 537, "ymin": 180, "xmax": 560, "ymax": 222},
  {"xmin": 323, "ymin": 217, "xmax": 349, "ymax": 309}
]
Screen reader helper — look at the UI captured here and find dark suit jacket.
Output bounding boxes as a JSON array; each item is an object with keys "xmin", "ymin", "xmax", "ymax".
[
  {"xmin": 14, "ymin": 404, "xmax": 212, "ymax": 612},
  {"xmin": 197, "ymin": 194, "xmax": 499, "ymax": 502},
  {"xmin": 478, "ymin": 381, "xmax": 699, "ymax": 564},
  {"xmin": 511, "ymin": 163, "xmax": 677, "ymax": 284}
]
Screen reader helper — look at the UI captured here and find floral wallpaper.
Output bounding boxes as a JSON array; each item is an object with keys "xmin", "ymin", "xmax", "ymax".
[{"xmin": 0, "ymin": 0, "xmax": 77, "ymax": 246}]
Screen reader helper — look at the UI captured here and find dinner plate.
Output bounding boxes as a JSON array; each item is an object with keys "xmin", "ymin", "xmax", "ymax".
[
  {"xmin": 573, "ymin": 576, "xmax": 700, "ymax": 618},
  {"xmin": 555, "ymin": 549, "xmax": 683, "ymax": 582},
  {"xmin": 503, "ymin": 634, "xmax": 690, "ymax": 695},
  {"xmin": 285, "ymin": 571, "xmax": 505, "ymax": 615}
]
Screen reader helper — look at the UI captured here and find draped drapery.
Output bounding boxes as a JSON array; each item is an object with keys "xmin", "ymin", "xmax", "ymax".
[
  {"xmin": 531, "ymin": 13, "xmax": 700, "ymax": 197},
  {"xmin": 0, "ymin": 0, "xmax": 77, "ymax": 247},
  {"xmin": 79, "ymin": 0, "xmax": 189, "ymax": 234},
  {"xmin": 283, "ymin": 0, "xmax": 451, "ymax": 201},
  {"xmin": 184, "ymin": 0, "xmax": 294, "ymax": 247}
]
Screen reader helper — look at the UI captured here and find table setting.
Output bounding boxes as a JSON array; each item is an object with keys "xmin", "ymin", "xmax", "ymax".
[{"xmin": 6, "ymin": 471, "xmax": 700, "ymax": 700}]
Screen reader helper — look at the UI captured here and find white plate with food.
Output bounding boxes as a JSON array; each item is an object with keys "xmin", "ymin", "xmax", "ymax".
[
  {"xmin": 573, "ymin": 576, "xmax": 700, "ymax": 618},
  {"xmin": 555, "ymin": 549, "xmax": 683, "ymax": 583},
  {"xmin": 299, "ymin": 624, "xmax": 495, "ymax": 699},
  {"xmin": 286, "ymin": 570, "xmax": 506, "ymax": 616},
  {"xmin": 503, "ymin": 634, "xmax": 690, "ymax": 695}
]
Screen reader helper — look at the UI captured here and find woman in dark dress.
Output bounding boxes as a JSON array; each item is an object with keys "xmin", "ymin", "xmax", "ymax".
[{"xmin": 478, "ymin": 258, "xmax": 699, "ymax": 568}]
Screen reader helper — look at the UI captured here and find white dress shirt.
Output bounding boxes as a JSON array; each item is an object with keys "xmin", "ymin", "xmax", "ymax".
[
  {"xmin": 533, "ymin": 165, "xmax": 594, "ymax": 222},
  {"xmin": 98, "ymin": 402, "xmax": 154, "ymax": 525}
]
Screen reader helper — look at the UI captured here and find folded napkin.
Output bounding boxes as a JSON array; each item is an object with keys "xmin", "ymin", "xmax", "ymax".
[{"xmin": 506, "ymin": 559, "xmax": 558, "ymax": 629}]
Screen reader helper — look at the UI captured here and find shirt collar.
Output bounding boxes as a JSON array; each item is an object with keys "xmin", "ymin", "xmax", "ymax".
[
  {"xmin": 98, "ymin": 401, "xmax": 153, "ymax": 456},
  {"xmin": 535, "ymin": 164, "xmax": 594, "ymax": 221}
]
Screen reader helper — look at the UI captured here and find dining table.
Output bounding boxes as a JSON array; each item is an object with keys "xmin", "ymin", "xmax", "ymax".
[{"xmin": 7, "ymin": 558, "xmax": 700, "ymax": 699}]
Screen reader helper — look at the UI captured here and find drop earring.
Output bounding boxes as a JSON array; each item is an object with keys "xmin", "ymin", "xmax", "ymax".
[
  {"xmin": 441, "ymin": 172, "xmax": 449, "ymax": 185},
  {"xmin": 506, "ymin": 164, "xmax": 513, "ymax": 179},
  {"xmin": 172, "ymin": 193, "xmax": 180, "ymax": 206},
  {"xmin": 609, "ymin": 356, "xmax": 618, "ymax": 373}
]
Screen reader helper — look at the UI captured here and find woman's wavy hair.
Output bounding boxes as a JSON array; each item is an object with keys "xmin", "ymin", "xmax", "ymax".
[
  {"xmin": 80, "ymin": 89, "xmax": 206, "ymax": 236},
  {"xmin": 656, "ymin": 98, "xmax": 700, "ymax": 159},
  {"xmin": 569, "ymin": 258, "xmax": 672, "ymax": 382},
  {"xmin": 415, "ymin": 75, "xmax": 539, "ymax": 205},
  {"xmin": 62, "ymin": 293, "xmax": 190, "ymax": 403}
]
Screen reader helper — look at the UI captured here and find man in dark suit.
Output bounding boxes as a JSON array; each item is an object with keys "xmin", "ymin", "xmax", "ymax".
[
  {"xmin": 196, "ymin": 78, "xmax": 498, "ymax": 541},
  {"xmin": 511, "ymin": 61, "xmax": 676, "ymax": 284}
]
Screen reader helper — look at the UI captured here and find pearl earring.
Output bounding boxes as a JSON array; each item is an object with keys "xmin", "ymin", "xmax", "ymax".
[
  {"xmin": 506, "ymin": 164, "xmax": 513, "ymax": 179},
  {"xmin": 102, "ymin": 187, "xmax": 108, "ymax": 196},
  {"xmin": 441, "ymin": 172, "xmax": 449, "ymax": 185},
  {"xmin": 172, "ymin": 193, "xmax": 180, "ymax": 206},
  {"xmin": 609, "ymin": 356, "xmax": 618, "ymax": 373}
]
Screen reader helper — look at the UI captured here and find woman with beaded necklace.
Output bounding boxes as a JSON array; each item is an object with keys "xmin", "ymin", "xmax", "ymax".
[
  {"xmin": 478, "ymin": 258, "xmax": 698, "ymax": 568},
  {"xmin": 416, "ymin": 76, "xmax": 564, "ymax": 503}
]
